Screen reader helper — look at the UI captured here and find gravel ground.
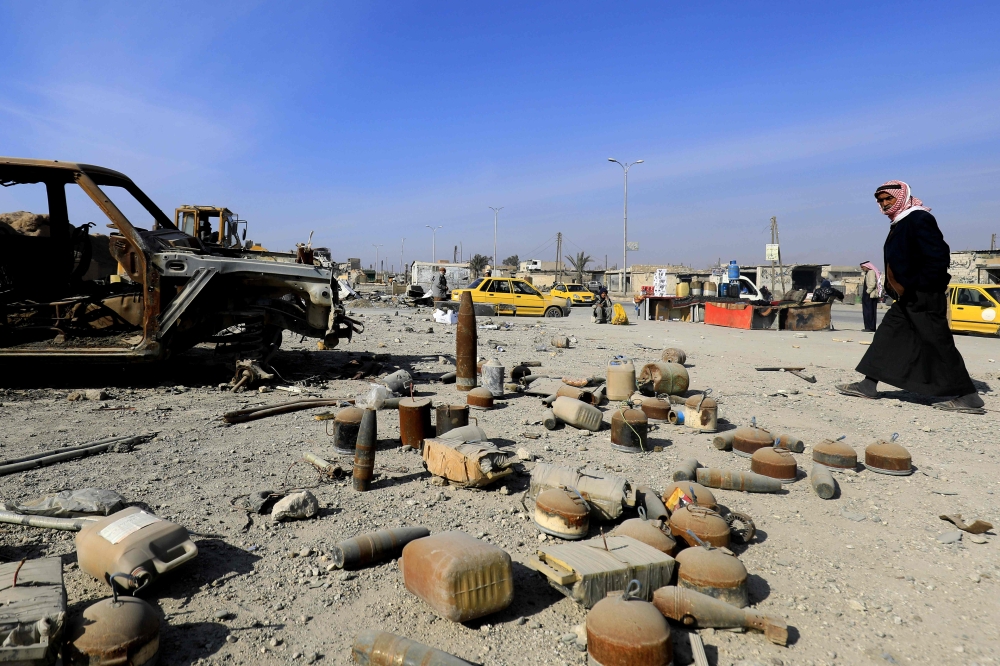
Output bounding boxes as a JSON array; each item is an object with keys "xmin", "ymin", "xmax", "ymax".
[{"xmin": 1, "ymin": 301, "xmax": 998, "ymax": 666}]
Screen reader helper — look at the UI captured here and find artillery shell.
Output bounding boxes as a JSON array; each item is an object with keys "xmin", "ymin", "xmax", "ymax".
[{"xmin": 352, "ymin": 409, "xmax": 377, "ymax": 492}]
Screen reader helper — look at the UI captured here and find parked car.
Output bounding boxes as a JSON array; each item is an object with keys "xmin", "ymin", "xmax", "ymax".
[
  {"xmin": 550, "ymin": 283, "xmax": 596, "ymax": 306},
  {"xmin": 451, "ymin": 277, "xmax": 571, "ymax": 317},
  {"xmin": 587, "ymin": 281, "xmax": 603, "ymax": 293},
  {"xmin": 947, "ymin": 283, "xmax": 1000, "ymax": 336}
]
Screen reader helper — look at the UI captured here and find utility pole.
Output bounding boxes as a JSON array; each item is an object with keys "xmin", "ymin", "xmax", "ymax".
[
  {"xmin": 453, "ymin": 245, "xmax": 458, "ymax": 263},
  {"xmin": 372, "ymin": 244, "xmax": 383, "ymax": 282},
  {"xmin": 992, "ymin": 233, "xmax": 997, "ymax": 252},
  {"xmin": 555, "ymin": 232, "xmax": 563, "ymax": 283},
  {"xmin": 608, "ymin": 158, "xmax": 644, "ymax": 294},
  {"xmin": 400, "ymin": 238, "xmax": 405, "ymax": 281},
  {"xmin": 489, "ymin": 206, "xmax": 503, "ymax": 271}
]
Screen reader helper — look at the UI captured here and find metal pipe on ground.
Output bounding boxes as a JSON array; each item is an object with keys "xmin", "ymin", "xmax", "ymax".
[
  {"xmin": 223, "ymin": 398, "xmax": 347, "ymax": 424},
  {"xmin": 0, "ymin": 510, "xmax": 97, "ymax": 531},
  {"xmin": 0, "ymin": 434, "xmax": 153, "ymax": 477}
]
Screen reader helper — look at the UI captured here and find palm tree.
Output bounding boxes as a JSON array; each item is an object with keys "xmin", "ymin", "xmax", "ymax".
[
  {"xmin": 469, "ymin": 254, "xmax": 490, "ymax": 278},
  {"xmin": 565, "ymin": 251, "xmax": 593, "ymax": 284}
]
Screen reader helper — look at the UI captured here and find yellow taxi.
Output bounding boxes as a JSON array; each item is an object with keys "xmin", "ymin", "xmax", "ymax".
[
  {"xmin": 550, "ymin": 282, "xmax": 596, "ymax": 306},
  {"xmin": 452, "ymin": 277, "xmax": 571, "ymax": 317},
  {"xmin": 947, "ymin": 283, "xmax": 1000, "ymax": 335}
]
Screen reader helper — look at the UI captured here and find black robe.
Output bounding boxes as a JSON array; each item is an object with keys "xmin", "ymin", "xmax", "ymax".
[{"xmin": 855, "ymin": 210, "xmax": 976, "ymax": 397}]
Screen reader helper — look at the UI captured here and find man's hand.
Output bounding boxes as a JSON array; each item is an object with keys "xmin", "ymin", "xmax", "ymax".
[{"xmin": 886, "ymin": 264, "xmax": 904, "ymax": 298}]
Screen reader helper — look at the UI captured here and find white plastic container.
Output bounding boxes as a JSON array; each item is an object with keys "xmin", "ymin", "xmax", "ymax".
[
  {"xmin": 553, "ymin": 396, "xmax": 603, "ymax": 432},
  {"xmin": 606, "ymin": 357, "xmax": 636, "ymax": 402}
]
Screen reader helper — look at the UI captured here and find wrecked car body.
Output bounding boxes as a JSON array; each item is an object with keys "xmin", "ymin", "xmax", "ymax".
[{"xmin": 0, "ymin": 158, "xmax": 361, "ymax": 374}]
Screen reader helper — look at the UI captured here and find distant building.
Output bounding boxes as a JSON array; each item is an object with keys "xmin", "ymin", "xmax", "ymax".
[{"xmin": 950, "ymin": 250, "xmax": 1000, "ymax": 284}]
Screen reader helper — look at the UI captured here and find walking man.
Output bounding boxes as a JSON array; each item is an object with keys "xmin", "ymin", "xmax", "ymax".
[
  {"xmin": 837, "ymin": 180, "xmax": 984, "ymax": 413},
  {"xmin": 860, "ymin": 261, "xmax": 881, "ymax": 332}
]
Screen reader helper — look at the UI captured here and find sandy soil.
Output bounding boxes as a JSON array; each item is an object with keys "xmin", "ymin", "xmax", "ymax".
[{"xmin": 0, "ymin": 302, "xmax": 997, "ymax": 666}]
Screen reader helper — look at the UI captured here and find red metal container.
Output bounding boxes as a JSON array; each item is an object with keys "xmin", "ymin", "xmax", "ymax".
[{"xmin": 398, "ymin": 397, "xmax": 432, "ymax": 448}]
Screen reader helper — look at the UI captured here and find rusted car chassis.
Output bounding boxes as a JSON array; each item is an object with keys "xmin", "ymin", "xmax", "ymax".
[{"xmin": 0, "ymin": 158, "xmax": 360, "ymax": 374}]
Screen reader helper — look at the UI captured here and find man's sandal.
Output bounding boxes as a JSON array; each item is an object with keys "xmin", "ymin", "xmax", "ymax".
[{"xmin": 836, "ymin": 382, "xmax": 880, "ymax": 399}]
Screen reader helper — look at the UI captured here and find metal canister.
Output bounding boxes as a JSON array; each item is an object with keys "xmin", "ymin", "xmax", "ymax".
[
  {"xmin": 640, "ymin": 397, "xmax": 672, "ymax": 421},
  {"xmin": 690, "ymin": 280, "xmax": 703, "ymax": 296},
  {"xmin": 353, "ymin": 408, "xmax": 377, "ymax": 491},
  {"xmin": 732, "ymin": 426, "xmax": 774, "ymax": 458},
  {"xmin": 332, "ymin": 406, "xmax": 365, "ymax": 455},
  {"xmin": 637, "ymin": 361, "xmax": 689, "ymax": 395},
  {"xmin": 669, "ymin": 506, "xmax": 730, "ymax": 548},
  {"xmin": 750, "ymin": 446, "xmax": 798, "ymax": 483},
  {"xmin": 865, "ymin": 438, "xmax": 912, "ymax": 475},
  {"xmin": 456, "ymin": 291, "xmax": 477, "ymax": 392},
  {"xmin": 587, "ymin": 581, "xmax": 672, "ymax": 666},
  {"xmin": 435, "ymin": 404, "xmax": 469, "ymax": 437},
  {"xmin": 683, "ymin": 393, "xmax": 717, "ymax": 432},
  {"xmin": 813, "ymin": 437, "xmax": 857, "ymax": 470},
  {"xmin": 661, "ymin": 481, "xmax": 718, "ymax": 510},
  {"xmin": 398, "ymin": 397, "xmax": 432, "ymax": 448},
  {"xmin": 67, "ymin": 582, "xmax": 160, "ymax": 666},
  {"xmin": 481, "ymin": 359, "xmax": 505, "ymax": 397},
  {"xmin": 332, "ymin": 526, "xmax": 431, "ymax": 569},
  {"xmin": 610, "ymin": 408, "xmax": 648, "ymax": 452},
  {"xmin": 675, "ymin": 546, "xmax": 749, "ymax": 608},
  {"xmin": 534, "ymin": 488, "xmax": 590, "ymax": 540},
  {"xmin": 466, "ymin": 387, "xmax": 494, "ymax": 410}
]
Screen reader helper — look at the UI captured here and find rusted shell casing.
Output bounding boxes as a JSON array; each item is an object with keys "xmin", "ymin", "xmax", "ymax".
[
  {"xmin": 651, "ymin": 586, "xmax": 788, "ymax": 646},
  {"xmin": 712, "ymin": 431, "xmax": 735, "ymax": 451},
  {"xmin": 695, "ymin": 468, "xmax": 783, "ymax": 493},
  {"xmin": 774, "ymin": 433, "xmax": 805, "ymax": 453},
  {"xmin": 683, "ymin": 396, "xmax": 718, "ymax": 432},
  {"xmin": 676, "ymin": 546, "xmax": 749, "ymax": 608},
  {"xmin": 813, "ymin": 439, "xmax": 857, "ymax": 470},
  {"xmin": 352, "ymin": 630, "xmax": 474, "ymax": 666},
  {"xmin": 865, "ymin": 440, "xmax": 913, "ymax": 476},
  {"xmin": 455, "ymin": 291, "xmax": 477, "ymax": 392},
  {"xmin": 669, "ymin": 506, "xmax": 730, "ymax": 548},
  {"xmin": 610, "ymin": 409, "xmax": 648, "ymax": 452},
  {"xmin": 555, "ymin": 385, "xmax": 596, "ymax": 404},
  {"xmin": 637, "ymin": 361, "xmax": 689, "ymax": 395},
  {"xmin": 672, "ymin": 458, "xmax": 700, "ymax": 482},
  {"xmin": 332, "ymin": 527, "xmax": 431, "ymax": 569},
  {"xmin": 614, "ymin": 518, "xmax": 677, "ymax": 555},
  {"xmin": 534, "ymin": 488, "xmax": 590, "ymax": 539},
  {"xmin": 67, "ymin": 596, "xmax": 160, "ymax": 666},
  {"xmin": 750, "ymin": 447, "xmax": 798, "ymax": 483},
  {"xmin": 466, "ymin": 387, "xmax": 494, "ymax": 409},
  {"xmin": 587, "ymin": 592, "xmax": 672, "ymax": 666},
  {"xmin": 401, "ymin": 531, "xmax": 513, "ymax": 622},
  {"xmin": 398, "ymin": 398, "xmax": 433, "ymax": 448},
  {"xmin": 640, "ymin": 397, "xmax": 672, "ymax": 421},
  {"xmin": 661, "ymin": 481, "xmax": 718, "ymax": 510},
  {"xmin": 810, "ymin": 464, "xmax": 837, "ymax": 499},
  {"xmin": 332, "ymin": 406, "xmax": 365, "ymax": 455},
  {"xmin": 435, "ymin": 404, "xmax": 469, "ymax": 437},
  {"xmin": 352, "ymin": 409, "xmax": 377, "ymax": 491},
  {"xmin": 732, "ymin": 426, "xmax": 774, "ymax": 458},
  {"xmin": 661, "ymin": 348, "xmax": 687, "ymax": 364}
]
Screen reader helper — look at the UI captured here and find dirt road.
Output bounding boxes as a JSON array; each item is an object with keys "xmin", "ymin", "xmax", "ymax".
[{"xmin": 0, "ymin": 302, "xmax": 996, "ymax": 665}]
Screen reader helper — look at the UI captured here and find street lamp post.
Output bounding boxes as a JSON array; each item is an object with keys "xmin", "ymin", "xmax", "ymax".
[
  {"xmin": 425, "ymin": 225, "xmax": 443, "ymax": 262},
  {"xmin": 372, "ymin": 244, "xmax": 383, "ymax": 282},
  {"xmin": 400, "ymin": 238, "xmax": 405, "ymax": 281},
  {"xmin": 608, "ymin": 158, "xmax": 644, "ymax": 294},
  {"xmin": 489, "ymin": 206, "xmax": 503, "ymax": 272}
]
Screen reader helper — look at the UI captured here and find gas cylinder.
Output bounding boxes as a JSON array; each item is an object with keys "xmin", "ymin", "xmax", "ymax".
[
  {"xmin": 552, "ymin": 396, "xmax": 603, "ymax": 432},
  {"xmin": 610, "ymin": 408, "xmax": 648, "ymax": 452},
  {"xmin": 606, "ymin": 357, "xmax": 636, "ymax": 401},
  {"xmin": 66, "ymin": 579, "xmax": 160, "ymax": 666},
  {"xmin": 533, "ymin": 488, "xmax": 589, "ymax": 540},
  {"xmin": 669, "ymin": 506, "xmax": 730, "ymax": 548},
  {"xmin": 683, "ymin": 393, "xmax": 717, "ymax": 432},
  {"xmin": 750, "ymin": 446, "xmax": 798, "ymax": 483},
  {"xmin": 675, "ymin": 544, "xmax": 749, "ymax": 608},
  {"xmin": 332, "ymin": 406, "xmax": 365, "ymax": 455},
  {"xmin": 76, "ymin": 508, "xmax": 198, "ymax": 593},
  {"xmin": 398, "ymin": 397, "xmax": 432, "ymax": 448},
  {"xmin": 587, "ymin": 581, "xmax": 672, "ymax": 666},
  {"xmin": 732, "ymin": 425, "xmax": 774, "ymax": 458},
  {"xmin": 435, "ymin": 404, "xmax": 469, "ymax": 437},
  {"xmin": 812, "ymin": 437, "xmax": 857, "ymax": 470},
  {"xmin": 481, "ymin": 359, "xmax": 505, "ymax": 397}
]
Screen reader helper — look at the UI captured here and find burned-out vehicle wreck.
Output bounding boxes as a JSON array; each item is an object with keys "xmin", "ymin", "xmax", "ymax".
[{"xmin": 0, "ymin": 158, "xmax": 361, "ymax": 384}]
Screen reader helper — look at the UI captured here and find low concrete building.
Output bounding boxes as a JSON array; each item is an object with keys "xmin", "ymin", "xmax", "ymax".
[{"xmin": 950, "ymin": 250, "xmax": 1000, "ymax": 284}]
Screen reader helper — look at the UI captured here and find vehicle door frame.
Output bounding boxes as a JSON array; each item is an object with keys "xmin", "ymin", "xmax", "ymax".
[
  {"xmin": 512, "ymin": 279, "xmax": 544, "ymax": 315},
  {"xmin": 952, "ymin": 286, "xmax": 990, "ymax": 332}
]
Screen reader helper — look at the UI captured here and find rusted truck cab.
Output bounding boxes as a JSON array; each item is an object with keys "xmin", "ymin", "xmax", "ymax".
[{"xmin": 0, "ymin": 158, "xmax": 359, "ymax": 371}]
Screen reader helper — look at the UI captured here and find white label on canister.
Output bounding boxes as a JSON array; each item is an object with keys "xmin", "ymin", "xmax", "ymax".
[
  {"xmin": 99, "ymin": 511, "xmax": 161, "ymax": 544},
  {"xmin": 983, "ymin": 308, "xmax": 996, "ymax": 322}
]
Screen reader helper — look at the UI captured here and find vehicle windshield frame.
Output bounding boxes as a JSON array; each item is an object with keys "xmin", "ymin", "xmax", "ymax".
[
  {"xmin": 983, "ymin": 287, "xmax": 1000, "ymax": 305},
  {"xmin": 466, "ymin": 278, "xmax": 484, "ymax": 290}
]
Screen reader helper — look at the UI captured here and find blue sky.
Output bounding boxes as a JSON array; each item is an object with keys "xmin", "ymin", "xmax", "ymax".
[{"xmin": 2, "ymin": 2, "xmax": 999, "ymax": 271}]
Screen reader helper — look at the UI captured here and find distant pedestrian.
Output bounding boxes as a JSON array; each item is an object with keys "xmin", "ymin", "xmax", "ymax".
[
  {"xmin": 592, "ymin": 287, "xmax": 613, "ymax": 324},
  {"xmin": 860, "ymin": 261, "xmax": 882, "ymax": 331},
  {"xmin": 837, "ymin": 180, "xmax": 983, "ymax": 413},
  {"xmin": 431, "ymin": 266, "xmax": 449, "ymax": 300},
  {"xmin": 633, "ymin": 293, "xmax": 643, "ymax": 318}
]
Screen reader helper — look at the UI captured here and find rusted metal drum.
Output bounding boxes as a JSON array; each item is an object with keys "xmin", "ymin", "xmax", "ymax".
[
  {"xmin": 661, "ymin": 481, "xmax": 718, "ymax": 510},
  {"xmin": 750, "ymin": 447, "xmax": 798, "ymax": 483},
  {"xmin": 398, "ymin": 397, "xmax": 433, "ymax": 449},
  {"xmin": 466, "ymin": 387, "xmax": 494, "ymax": 409},
  {"xmin": 534, "ymin": 488, "xmax": 589, "ymax": 540},
  {"xmin": 669, "ymin": 506, "xmax": 730, "ymax": 548},
  {"xmin": 434, "ymin": 404, "xmax": 469, "ymax": 437},
  {"xmin": 683, "ymin": 394, "xmax": 718, "ymax": 432},
  {"xmin": 67, "ymin": 591, "xmax": 160, "ymax": 666},
  {"xmin": 676, "ymin": 546, "xmax": 749, "ymax": 608},
  {"xmin": 813, "ymin": 438, "xmax": 857, "ymax": 470},
  {"xmin": 614, "ymin": 510, "xmax": 676, "ymax": 555},
  {"xmin": 865, "ymin": 440, "xmax": 913, "ymax": 476},
  {"xmin": 332, "ymin": 406, "xmax": 365, "ymax": 455},
  {"xmin": 610, "ymin": 408, "xmax": 648, "ymax": 452},
  {"xmin": 587, "ymin": 582, "xmax": 672, "ymax": 666},
  {"xmin": 640, "ymin": 397, "xmax": 672, "ymax": 421},
  {"xmin": 732, "ymin": 426, "xmax": 774, "ymax": 458}
]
